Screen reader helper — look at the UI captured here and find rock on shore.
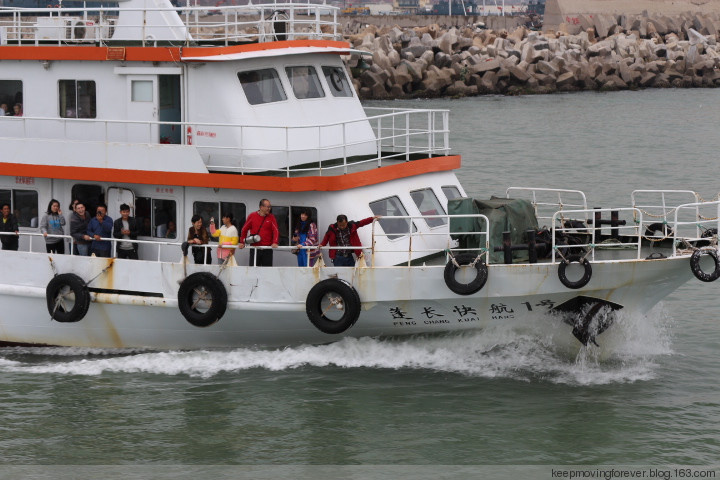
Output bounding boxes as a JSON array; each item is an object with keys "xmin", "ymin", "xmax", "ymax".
[{"xmin": 346, "ymin": 13, "xmax": 720, "ymax": 99}]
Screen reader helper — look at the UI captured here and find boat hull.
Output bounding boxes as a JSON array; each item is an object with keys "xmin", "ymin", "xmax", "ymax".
[{"xmin": 0, "ymin": 252, "xmax": 696, "ymax": 349}]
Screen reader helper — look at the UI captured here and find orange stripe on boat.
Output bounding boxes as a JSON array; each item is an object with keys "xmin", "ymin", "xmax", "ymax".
[
  {"xmin": 0, "ymin": 40, "xmax": 350, "ymax": 62},
  {"xmin": 0, "ymin": 156, "xmax": 460, "ymax": 192}
]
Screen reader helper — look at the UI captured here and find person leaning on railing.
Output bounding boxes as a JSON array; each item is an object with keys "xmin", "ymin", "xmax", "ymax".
[
  {"xmin": 0, "ymin": 203, "xmax": 20, "ymax": 251},
  {"xmin": 209, "ymin": 212, "xmax": 239, "ymax": 265},
  {"xmin": 70, "ymin": 201, "xmax": 92, "ymax": 256},
  {"xmin": 319, "ymin": 214, "xmax": 381, "ymax": 267},
  {"xmin": 87, "ymin": 204, "xmax": 113, "ymax": 258}
]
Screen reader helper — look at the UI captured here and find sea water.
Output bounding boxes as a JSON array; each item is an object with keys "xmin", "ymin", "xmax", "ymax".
[{"xmin": 0, "ymin": 90, "xmax": 719, "ymax": 477}]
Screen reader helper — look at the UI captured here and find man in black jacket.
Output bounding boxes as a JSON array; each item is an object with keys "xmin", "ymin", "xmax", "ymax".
[
  {"xmin": 112, "ymin": 204, "xmax": 140, "ymax": 259},
  {"xmin": 0, "ymin": 203, "xmax": 19, "ymax": 251}
]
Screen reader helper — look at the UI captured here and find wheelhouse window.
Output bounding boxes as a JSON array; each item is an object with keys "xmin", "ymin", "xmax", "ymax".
[
  {"xmin": 59, "ymin": 80, "xmax": 96, "ymax": 118},
  {"xmin": 410, "ymin": 188, "xmax": 447, "ymax": 228},
  {"xmin": 321, "ymin": 66, "xmax": 353, "ymax": 97},
  {"xmin": 136, "ymin": 197, "xmax": 176, "ymax": 238},
  {"xmin": 193, "ymin": 201, "xmax": 246, "ymax": 235},
  {"xmin": 0, "ymin": 80, "xmax": 23, "ymax": 116},
  {"xmin": 286, "ymin": 66, "xmax": 324, "ymax": 99},
  {"xmin": 238, "ymin": 69, "xmax": 286, "ymax": 105},
  {"xmin": 442, "ymin": 186, "xmax": 462, "ymax": 201},
  {"xmin": 369, "ymin": 196, "xmax": 416, "ymax": 240}
]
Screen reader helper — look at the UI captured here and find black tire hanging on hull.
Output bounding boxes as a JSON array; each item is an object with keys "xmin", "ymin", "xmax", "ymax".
[
  {"xmin": 306, "ymin": 279, "xmax": 361, "ymax": 334},
  {"xmin": 443, "ymin": 253, "xmax": 488, "ymax": 296},
  {"xmin": 177, "ymin": 272, "xmax": 228, "ymax": 327},
  {"xmin": 558, "ymin": 255, "xmax": 592, "ymax": 289},
  {"xmin": 46, "ymin": 273, "xmax": 91, "ymax": 323},
  {"xmin": 690, "ymin": 249, "xmax": 720, "ymax": 283}
]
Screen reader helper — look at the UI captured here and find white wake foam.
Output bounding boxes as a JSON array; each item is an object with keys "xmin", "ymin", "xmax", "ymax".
[{"xmin": 0, "ymin": 305, "xmax": 674, "ymax": 385}]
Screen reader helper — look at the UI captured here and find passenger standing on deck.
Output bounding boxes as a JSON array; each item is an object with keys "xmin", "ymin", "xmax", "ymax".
[
  {"xmin": 0, "ymin": 203, "xmax": 19, "ymax": 251},
  {"xmin": 87, "ymin": 204, "xmax": 113, "ymax": 257},
  {"xmin": 320, "ymin": 214, "xmax": 380, "ymax": 267},
  {"xmin": 291, "ymin": 208, "xmax": 319, "ymax": 267},
  {"xmin": 40, "ymin": 199, "xmax": 66, "ymax": 254},
  {"xmin": 209, "ymin": 213, "xmax": 239, "ymax": 264},
  {"xmin": 113, "ymin": 204, "xmax": 139, "ymax": 260},
  {"xmin": 70, "ymin": 201, "xmax": 92, "ymax": 256},
  {"xmin": 187, "ymin": 214, "xmax": 211, "ymax": 265},
  {"xmin": 239, "ymin": 199, "xmax": 279, "ymax": 267}
]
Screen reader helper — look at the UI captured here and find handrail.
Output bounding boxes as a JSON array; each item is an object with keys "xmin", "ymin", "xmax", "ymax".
[
  {"xmin": 1, "ymin": 108, "xmax": 451, "ymax": 176},
  {"xmin": 506, "ymin": 187, "xmax": 589, "ymax": 226},
  {"xmin": 0, "ymin": 1, "xmax": 340, "ymax": 46}
]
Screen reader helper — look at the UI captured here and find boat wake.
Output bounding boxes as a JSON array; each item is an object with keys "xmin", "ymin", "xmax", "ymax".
[{"xmin": 0, "ymin": 306, "xmax": 674, "ymax": 385}]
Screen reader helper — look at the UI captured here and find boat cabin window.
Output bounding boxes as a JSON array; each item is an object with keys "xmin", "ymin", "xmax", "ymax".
[
  {"xmin": 0, "ymin": 80, "xmax": 23, "ymax": 116},
  {"xmin": 71, "ymin": 184, "xmax": 104, "ymax": 215},
  {"xmin": 369, "ymin": 196, "xmax": 416, "ymax": 240},
  {"xmin": 442, "ymin": 186, "xmax": 462, "ymax": 201},
  {"xmin": 410, "ymin": 188, "xmax": 447, "ymax": 228},
  {"xmin": 321, "ymin": 66, "xmax": 353, "ymax": 98},
  {"xmin": 238, "ymin": 69, "xmax": 286, "ymax": 105},
  {"xmin": 285, "ymin": 66, "xmax": 324, "ymax": 99},
  {"xmin": 193, "ymin": 201, "xmax": 246, "ymax": 233},
  {"xmin": 136, "ymin": 197, "xmax": 176, "ymax": 238},
  {"xmin": 59, "ymin": 80, "xmax": 96, "ymax": 119},
  {"xmin": 0, "ymin": 188, "xmax": 38, "ymax": 228}
]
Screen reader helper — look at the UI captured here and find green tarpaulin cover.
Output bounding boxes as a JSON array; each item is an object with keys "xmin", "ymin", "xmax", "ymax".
[{"xmin": 448, "ymin": 196, "xmax": 539, "ymax": 264}]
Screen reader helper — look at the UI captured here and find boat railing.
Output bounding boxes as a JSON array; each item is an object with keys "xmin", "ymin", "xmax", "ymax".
[
  {"xmin": 631, "ymin": 189, "xmax": 701, "ymax": 241},
  {"xmin": 672, "ymin": 200, "xmax": 720, "ymax": 250},
  {"xmin": 506, "ymin": 187, "xmax": 589, "ymax": 228},
  {"xmin": 0, "ymin": 1, "xmax": 340, "ymax": 46},
  {"xmin": 2, "ymin": 108, "xmax": 451, "ymax": 176},
  {"xmin": 369, "ymin": 214, "xmax": 490, "ymax": 267}
]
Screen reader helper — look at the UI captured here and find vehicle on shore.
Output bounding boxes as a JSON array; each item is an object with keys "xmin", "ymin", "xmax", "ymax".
[{"xmin": 0, "ymin": 0, "xmax": 718, "ymax": 350}]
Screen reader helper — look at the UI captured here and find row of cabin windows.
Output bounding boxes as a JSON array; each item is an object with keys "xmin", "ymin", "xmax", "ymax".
[
  {"xmin": 237, "ymin": 65, "xmax": 353, "ymax": 106},
  {"xmin": 2, "ymin": 184, "xmax": 462, "ymax": 242},
  {"xmin": 0, "ymin": 79, "xmax": 97, "ymax": 119},
  {"xmin": 1, "ymin": 64, "xmax": 350, "ymax": 118}
]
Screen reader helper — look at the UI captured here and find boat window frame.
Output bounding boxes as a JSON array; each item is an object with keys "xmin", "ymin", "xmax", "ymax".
[
  {"xmin": 285, "ymin": 66, "xmax": 325, "ymax": 100},
  {"xmin": 237, "ymin": 68, "xmax": 287, "ymax": 106},
  {"xmin": 0, "ymin": 187, "xmax": 39, "ymax": 229},
  {"xmin": 0, "ymin": 79, "xmax": 23, "ymax": 117},
  {"xmin": 58, "ymin": 79, "xmax": 97, "ymax": 119},
  {"xmin": 369, "ymin": 195, "xmax": 417, "ymax": 241},
  {"xmin": 192, "ymin": 200, "xmax": 246, "ymax": 239},
  {"xmin": 321, "ymin": 66, "xmax": 353, "ymax": 98},
  {"xmin": 442, "ymin": 185, "xmax": 463, "ymax": 202},
  {"xmin": 136, "ymin": 195, "xmax": 177, "ymax": 239},
  {"xmin": 410, "ymin": 188, "xmax": 448, "ymax": 229}
]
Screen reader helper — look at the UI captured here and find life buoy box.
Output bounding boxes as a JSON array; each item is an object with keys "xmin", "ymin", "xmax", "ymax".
[
  {"xmin": 46, "ymin": 273, "xmax": 90, "ymax": 323},
  {"xmin": 558, "ymin": 254, "xmax": 592, "ymax": 289},
  {"xmin": 443, "ymin": 253, "xmax": 488, "ymax": 295},
  {"xmin": 305, "ymin": 278, "xmax": 361, "ymax": 334},
  {"xmin": 690, "ymin": 249, "xmax": 720, "ymax": 283},
  {"xmin": 177, "ymin": 272, "xmax": 228, "ymax": 327}
]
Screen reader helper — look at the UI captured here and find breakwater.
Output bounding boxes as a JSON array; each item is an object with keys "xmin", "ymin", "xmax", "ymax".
[{"xmin": 346, "ymin": 15, "xmax": 720, "ymax": 99}]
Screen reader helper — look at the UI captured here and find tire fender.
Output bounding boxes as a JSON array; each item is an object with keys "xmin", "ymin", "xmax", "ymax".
[
  {"xmin": 443, "ymin": 253, "xmax": 488, "ymax": 296},
  {"xmin": 690, "ymin": 249, "xmax": 720, "ymax": 283},
  {"xmin": 46, "ymin": 273, "xmax": 90, "ymax": 323},
  {"xmin": 306, "ymin": 278, "xmax": 361, "ymax": 334},
  {"xmin": 558, "ymin": 255, "xmax": 592, "ymax": 289},
  {"xmin": 177, "ymin": 272, "xmax": 228, "ymax": 327}
]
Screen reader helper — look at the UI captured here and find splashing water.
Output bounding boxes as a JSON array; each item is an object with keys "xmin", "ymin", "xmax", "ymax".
[{"xmin": 0, "ymin": 305, "xmax": 674, "ymax": 385}]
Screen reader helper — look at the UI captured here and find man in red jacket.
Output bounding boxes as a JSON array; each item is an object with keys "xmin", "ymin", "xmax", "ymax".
[
  {"xmin": 239, "ymin": 199, "xmax": 279, "ymax": 266},
  {"xmin": 320, "ymin": 214, "xmax": 380, "ymax": 266}
]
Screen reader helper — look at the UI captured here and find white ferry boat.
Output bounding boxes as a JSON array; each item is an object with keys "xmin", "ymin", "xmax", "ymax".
[{"xmin": 0, "ymin": 0, "xmax": 718, "ymax": 349}]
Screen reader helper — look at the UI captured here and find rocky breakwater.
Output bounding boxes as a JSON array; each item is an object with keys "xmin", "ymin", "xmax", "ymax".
[{"xmin": 347, "ymin": 21, "xmax": 720, "ymax": 99}]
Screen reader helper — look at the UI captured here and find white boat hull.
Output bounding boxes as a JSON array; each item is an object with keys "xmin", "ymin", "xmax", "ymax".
[{"xmin": 0, "ymin": 252, "xmax": 696, "ymax": 349}]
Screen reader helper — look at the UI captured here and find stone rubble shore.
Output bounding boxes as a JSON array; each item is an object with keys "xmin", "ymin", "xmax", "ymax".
[{"xmin": 344, "ymin": 14, "xmax": 720, "ymax": 98}]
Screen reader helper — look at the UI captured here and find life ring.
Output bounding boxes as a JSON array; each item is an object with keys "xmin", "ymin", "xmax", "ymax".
[
  {"xmin": 305, "ymin": 278, "xmax": 361, "ymax": 334},
  {"xmin": 443, "ymin": 253, "xmax": 488, "ymax": 295},
  {"xmin": 558, "ymin": 254, "xmax": 592, "ymax": 289},
  {"xmin": 177, "ymin": 272, "xmax": 228, "ymax": 327},
  {"xmin": 690, "ymin": 249, "xmax": 720, "ymax": 283},
  {"xmin": 46, "ymin": 273, "xmax": 90, "ymax": 323}
]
